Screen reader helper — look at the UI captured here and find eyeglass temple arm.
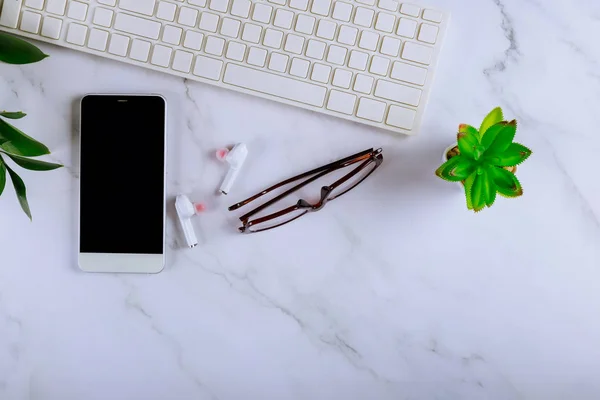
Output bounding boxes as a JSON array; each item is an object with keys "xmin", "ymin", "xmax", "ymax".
[{"xmin": 228, "ymin": 148, "xmax": 375, "ymax": 211}]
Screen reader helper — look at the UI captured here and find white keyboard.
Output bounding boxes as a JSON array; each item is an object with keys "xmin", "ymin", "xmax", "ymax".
[{"xmin": 0, "ymin": 0, "xmax": 448, "ymax": 135}]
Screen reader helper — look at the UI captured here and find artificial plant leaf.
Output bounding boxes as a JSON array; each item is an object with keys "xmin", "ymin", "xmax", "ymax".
[
  {"xmin": 457, "ymin": 130, "xmax": 479, "ymax": 160},
  {"xmin": 482, "ymin": 167, "xmax": 497, "ymax": 207},
  {"xmin": 0, "ymin": 111, "xmax": 26, "ymax": 119},
  {"xmin": 464, "ymin": 173, "xmax": 475, "ymax": 210},
  {"xmin": 5, "ymin": 163, "xmax": 32, "ymax": 220},
  {"xmin": 445, "ymin": 156, "xmax": 476, "ymax": 181},
  {"xmin": 458, "ymin": 124, "xmax": 479, "ymax": 141},
  {"xmin": 0, "ymin": 150, "xmax": 63, "ymax": 171},
  {"xmin": 0, "ymin": 31, "xmax": 48, "ymax": 64},
  {"xmin": 487, "ymin": 143, "xmax": 532, "ymax": 167},
  {"xmin": 435, "ymin": 156, "xmax": 463, "ymax": 182},
  {"xmin": 480, "ymin": 122, "xmax": 506, "ymax": 149},
  {"xmin": 490, "ymin": 167, "xmax": 523, "ymax": 198},
  {"xmin": 470, "ymin": 170, "xmax": 487, "ymax": 212},
  {"xmin": 0, "ymin": 159, "xmax": 6, "ymax": 196},
  {"xmin": 0, "ymin": 118, "xmax": 50, "ymax": 157},
  {"xmin": 479, "ymin": 107, "xmax": 504, "ymax": 138},
  {"xmin": 485, "ymin": 120, "xmax": 517, "ymax": 155}
]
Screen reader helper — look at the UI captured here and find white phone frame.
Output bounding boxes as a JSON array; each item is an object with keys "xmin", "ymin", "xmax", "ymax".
[{"xmin": 78, "ymin": 94, "xmax": 167, "ymax": 274}]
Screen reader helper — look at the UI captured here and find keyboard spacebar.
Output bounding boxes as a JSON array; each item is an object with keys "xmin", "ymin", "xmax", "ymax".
[{"xmin": 223, "ymin": 64, "xmax": 327, "ymax": 107}]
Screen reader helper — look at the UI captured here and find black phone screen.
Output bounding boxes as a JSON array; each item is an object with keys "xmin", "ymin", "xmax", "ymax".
[{"xmin": 79, "ymin": 95, "xmax": 166, "ymax": 255}]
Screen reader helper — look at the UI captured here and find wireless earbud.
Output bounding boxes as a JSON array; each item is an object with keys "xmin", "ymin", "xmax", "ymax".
[
  {"xmin": 175, "ymin": 194, "xmax": 205, "ymax": 248},
  {"xmin": 217, "ymin": 143, "xmax": 248, "ymax": 195}
]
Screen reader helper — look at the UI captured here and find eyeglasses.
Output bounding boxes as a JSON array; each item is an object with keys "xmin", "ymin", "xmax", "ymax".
[{"xmin": 228, "ymin": 148, "xmax": 383, "ymax": 233}]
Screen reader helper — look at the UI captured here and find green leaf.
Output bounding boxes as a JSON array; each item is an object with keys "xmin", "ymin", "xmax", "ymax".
[
  {"xmin": 482, "ymin": 167, "xmax": 497, "ymax": 207},
  {"xmin": 464, "ymin": 173, "xmax": 475, "ymax": 210},
  {"xmin": 435, "ymin": 156, "xmax": 462, "ymax": 182},
  {"xmin": 0, "ymin": 159, "xmax": 6, "ymax": 196},
  {"xmin": 458, "ymin": 124, "xmax": 479, "ymax": 141},
  {"xmin": 470, "ymin": 169, "xmax": 487, "ymax": 212},
  {"xmin": 479, "ymin": 107, "xmax": 504, "ymax": 138},
  {"xmin": 0, "ymin": 111, "xmax": 26, "ymax": 119},
  {"xmin": 480, "ymin": 122, "xmax": 506, "ymax": 149},
  {"xmin": 486, "ymin": 143, "xmax": 532, "ymax": 167},
  {"xmin": 5, "ymin": 162, "xmax": 31, "ymax": 220},
  {"xmin": 0, "ymin": 150, "xmax": 62, "ymax": 171},
  {"xmin": 489, "ymin": 167, "xmax": 523, "ymax": 198},
  {"xmin": 486, "ymin": 120, "xmax": 517, "ymax": 155},
  {"xmin": 0, "ymin": 118, "xmax": 50, "ymax": 157},
  {"xmin": 0, "ymin": 31, "xmax": 48, "ymax": 64},
  {"xmin": 457, "ymin": 130, "xmax": 479, "ymax": 160}
]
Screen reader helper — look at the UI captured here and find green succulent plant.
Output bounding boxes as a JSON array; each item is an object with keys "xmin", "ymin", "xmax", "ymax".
[
  {"xmin": 435, "ymin": 107, "xmax": 532, "ymax": 212},
  {"xmin": 0, "ymin": 32, "xmax": 63, "ymax": 220}
]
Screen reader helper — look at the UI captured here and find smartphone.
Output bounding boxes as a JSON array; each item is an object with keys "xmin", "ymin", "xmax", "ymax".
[{"xmin": 78, "ymin": 95, "xmax": 167, "ymax": 273}]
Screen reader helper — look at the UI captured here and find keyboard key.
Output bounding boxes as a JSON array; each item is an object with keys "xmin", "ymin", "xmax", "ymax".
[
  {"xmin": 284, "ymin": 34, "xmax": 304, "ymax": 54},
  {"xmin": 400, "ymin": 3, "xmax": 420, "ymax": 17},
  {"xmin": 172, "ymin": 50, "xmax": 194, "ymax": 72},
  {"xmin": 378, "ymin": 0, "xmax": 397, "ymax": 12},
  {"xmin": 289, "ymin": 0, "xmax": 308, "ymax": 10},
  {"xmin": 402, "ymin": 42, "xmax": 433, "ymax": 64},
  {"xmin": 369, "ymin": 55, "xmax": 389, "ymax": 75},
  {"xmin": 305, "ymin": 39, "xmax": 326, "ymax": 59},
  {"xmin": 331, "ymin": 68, "xmax": 352, "ymax": 88},
  {"xmin": 337, "ymin": 25, "xmax": 357, "ymax": 45},
  {"xmin": 353, "ymin": 74, "xmax": 374, "ymax": 94},
  {"xmin": 396, "ymin": 18, "xmax": 417, "ymax": 38},
  {"xmin": 241, "ymin": 23, "xmax": 261, "ymax": 43},
  {"xmin": 418, "ymin": 23, "xmax": 439, "ymax": 44},
  {"xmin": 422, "ymin": 9, "xmax": 443, "ymax": 23},
  {"xmin": 189, "ymin": 0, "xmax": 207, "ymax": 6},
  {"xmin": 67, "ymin": 1, "xmax": 87, "ymax": 21},
  {"xmin": 87, "ymin": 28, "xmax": 109, "ymax": 51},
  {"xmin": 183, "ymin": 30, "xmax": 203, "ymax": 49},
  {"xmin": 289, "ymin": 58, "xmax": 310, "ymax": 78},
  {"xmin": 98, "ymin": 0, "xmax": 117, "ymax": 5},
  {"xmin": 46, "ymin": 0, "xmax": 67, "ymax": 16},
  {"xmin": 247, "ymin": 47, "xmax": 267, "ymax": 66},
  {"xmin": 223, "ymin": 63, "xmax": 327, "ymax": 107},
  {"xmin": 178, "ymin": 7, "xmax": 198, "ymax": 26},
  {"xmin": 108, "ymin": 34, "xmax": 130, "ymax": 56},
  {"xmin": 273, "ymin": 9, "xmax": 294, "ymax": 29},
  {"xmin": 129, "ymin": 39, "xmax": 151, "ymax": 61},
  {"xmin": 0, "ymin": 0, "xmax": 21, "ymax": 28},
  {"xmin": 24, "ymin": 0, "xmax": 43, "ymax": 10},
  {"xmin": 205, "ymin": 36, "xmax": 225, "ymax": 55},
  {"xmin": 386, "ymin": 105, "xmax": 416, "ymax": 129},
  {"xmin": 156, "ymin": 2, "xmax": 177, "ymax": 21},
  {"xmin": 230, "ymin": 0, "xmax": 250, "ymax": 17},
  {"xmin": 114, "ymin": 13, "xmax": 161, "ymax": 40},
  {"xmin": 356, "ymin": 98, "xmax": 386, "ymax": 122},
  {"xmin": 295, "ymin": 14, "xmax": 315, "ymax": 34},
  {"xmin": 268, "ymin": 52, "xmax": 288, "ymax": 72},
  {"xmin": 93, "ymin": 8, "xmax": 114, "ymax": 27},
  {"xmin": 209, "ymin": 0, "xmax": 229, "ymax": 12},
  {"xmin": 65, "ymin": 22, "xmax": 88, "ymax": 45},
  {"xmin": 252, "ymin": 3, "xmax": 272, "ymax": 23},
  {"xmin": 316, "ymin": 20, "xmax": 336, "ymax": 40},
  {"xmin": 220, "ymin": 18, "xmax": 241, "ymax": 37},
  {"xmin": 225, "ymin": 41, "xmax": 246, "ymax": 60},
  {"xmin": 41, "ymin": 16, "xmax": 63, "ymax": 39},
  {"xmin": 375, "ymin": 12, "xmax": 395, "ymax": 33},
  {"xmin": 151, "ymin": 44, "xmax": 172, "ymax": 66},
  {"xmin": 358, "ymin": 31, "xmax": 378, "ymax": 51},
  {"xmin": 390, "ymin": 61, "xmax": 427, "ymax": 85},
  {"xmin": 326, "ymin": 45, "xmax": 346, "ymax": 65},
  {"xmin": 199, "ymin": 12, "xmax": 220, "ymax": 32},
  {"xmin": 310, "ymin": 0, "xmax": 331, "ymax": 16},
  {"xmin": 268, "ymin": 0, "xmax": 286, "ymax": 5},
  {"xmin": 380, "ymin": 36, "xmax": 401, "ymax": 56},
  {"xmin": 162, "ymin": 25, "xmax": 183, "ymax": 45},
  {"xmin": 353, "ymin": 7, "xmax": 373, "ymax": 27},
  {"xmin": 348, "ymin": 50, "xmax": 368, "ymax": 70},
  {"xmin": 355, "ymin": 0, "xmax": 374, "ymax": 5},
  {"xmin": 331, "ymin": 2, "xmax": 352, "ymax": 22},
  {"xmin": 119, "ymin": 0, "xmax": 156, "ymax": 16},
  {"xmin": 20, "ymin": 11, "xmax": 41, "ymax": 33},
  {"xmin": 374, "ymin": 79, "xmax": 422, "ymax": 106},
  {"xmin": 193, "ymin": 55, "xmax": 223, "ymax": 80},
  {"xmin": 263, "ymin": 28, "xmax": 283, "ymax": 48},
  {"xmin": 327, "ymin": 90, "xmax": 356, "ymax": 114},
  {"xmin": 310, "ymin": 63, "xmax": 331, "ymax": 83}
]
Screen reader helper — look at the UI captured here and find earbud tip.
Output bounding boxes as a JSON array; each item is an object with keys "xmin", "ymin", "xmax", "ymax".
[
  {"xmin": 216, "ymin": 148, "xmax": 229, "ymax": 161},
  {"xmin": 194, "ymin": 202, "xmax": 207, "ymax": 213}
]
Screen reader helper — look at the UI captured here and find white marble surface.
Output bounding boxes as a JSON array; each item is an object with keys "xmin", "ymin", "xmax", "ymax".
[{"xmin": 1, "ymin": 0, "xmax": 600, "ymax": 399}]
